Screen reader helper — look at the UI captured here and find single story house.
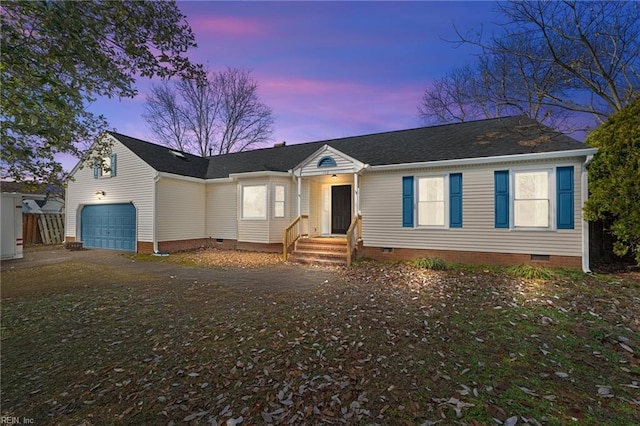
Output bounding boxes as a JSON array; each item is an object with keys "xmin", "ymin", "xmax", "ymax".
[{"xmin": 65, "ymin": 116, "xmax": 597, "ymax": 271}]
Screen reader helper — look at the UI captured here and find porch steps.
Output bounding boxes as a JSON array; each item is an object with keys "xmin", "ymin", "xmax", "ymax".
[{"xmin": 290, "ymin": 237, "xmax": 348, "ymax": 266}]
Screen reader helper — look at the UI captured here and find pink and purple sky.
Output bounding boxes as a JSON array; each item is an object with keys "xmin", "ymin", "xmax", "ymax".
[{"xmin": 77, "ymin": 1, "xmax": 505, "ymax": 170}]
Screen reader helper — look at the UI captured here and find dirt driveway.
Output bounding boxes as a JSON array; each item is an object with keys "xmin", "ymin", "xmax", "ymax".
[{"xmin": 1, "ymin": 246, "xmax": 337, "ymax": 298}]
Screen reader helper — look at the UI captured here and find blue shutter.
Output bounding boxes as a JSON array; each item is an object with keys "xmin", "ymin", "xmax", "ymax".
[
  {"xmin": 449, "ymin": 173, "xmax": 462, "ymax": 228},
  {"xmin": 402, "ymin": 176, "xmax": 414, "ymax": 227},
  {"xmin": 93, "ymin": 161, "xmax": 99, "ymax": 179},
  {"xmin": 110, "ymin": 153, "xmax": 117, "ymax": 177},
  {"xmin": 494, "ymin": 170, "xmax": 509, "ymax": 228},
  {"xmin": 556, "ymin": 166, "xmax": 574, "ymax": 229}
]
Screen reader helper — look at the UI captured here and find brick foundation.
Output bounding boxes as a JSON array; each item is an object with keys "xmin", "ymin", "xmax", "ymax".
[
  {"xmin": 65, "ymin": 236, "xmax": 76, "ymax": 243},
  {"xmin": 157, "ymin": 238, "xmax": 216, "ymax": 253},
  {"xmin": 137, "ymin": 241, "xmax": 154, "ymax": 254},
  {"xmin": 210, "ymin": 238, "xmax": 238, "ymax": 251},
  {"xmin": 137, "ymin": 239, "xmax": 281, "ymax": 254},
  {"xmin": 361, "ymin": 246, "xmax": 582, "ymax": 269}
]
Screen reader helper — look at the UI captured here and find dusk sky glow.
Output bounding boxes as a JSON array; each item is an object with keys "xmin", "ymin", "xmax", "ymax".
[{"xmin": 74, "ymin": 1, "xmax": 506, "ymax": 171}]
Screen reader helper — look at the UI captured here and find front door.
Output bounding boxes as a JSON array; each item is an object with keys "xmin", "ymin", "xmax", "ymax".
[{"xmin": 331, "ymin": 185, "xmax": 351, "ymax": 234}]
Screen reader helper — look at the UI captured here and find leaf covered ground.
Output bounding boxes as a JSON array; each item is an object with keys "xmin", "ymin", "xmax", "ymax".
[{"xmin": 1, "ymin": 250, "xmax": 639, "ymax": 425}]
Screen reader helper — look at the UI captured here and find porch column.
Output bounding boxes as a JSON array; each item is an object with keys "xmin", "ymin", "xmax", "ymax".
[
  {"xmin": 354, "ymin": 172, "xmax": 359, "ymax": 216},
  {"xmin": 297, "ymin": 172, "xmax": 302, "ymax": 217},
  {"xmin": 297, "ymin": 171, "xmax": 302, "ymax": 235}
]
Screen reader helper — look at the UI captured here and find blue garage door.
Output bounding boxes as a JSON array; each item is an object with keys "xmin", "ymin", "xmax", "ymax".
[{"xmin": 81, "ymin": 203, "xmax": 136, "ymax": 252}]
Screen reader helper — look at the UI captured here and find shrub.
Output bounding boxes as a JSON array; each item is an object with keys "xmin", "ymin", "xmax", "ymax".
[
  {"xmin": 508, "ymin": 264, "xmax": 555, "ymax": 280},
  {"xmin": 415, "ymin": 257, "xmax": 447, "ymax": 270}
]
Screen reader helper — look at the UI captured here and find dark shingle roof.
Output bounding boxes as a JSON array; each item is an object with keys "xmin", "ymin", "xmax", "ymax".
[
  {"xmin": 111, "ymin": 116, "xmax": 588, "ymax": 180},
  {"xmin": 1, "ymin": 181, "xmax": 48, "ymax": 194},
  {"xmin": 110, "ymin": 132, "xmax": 210, "ymax": 179}
]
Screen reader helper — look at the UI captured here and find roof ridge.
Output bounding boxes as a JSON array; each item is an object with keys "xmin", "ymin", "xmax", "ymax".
[
  {"xmin": 300, "ymin": 115, "xmax": 524, "ymax": 145},
  {"xmin": 202, "ymin": 115, "xmax": 526, "ymax": 160}
]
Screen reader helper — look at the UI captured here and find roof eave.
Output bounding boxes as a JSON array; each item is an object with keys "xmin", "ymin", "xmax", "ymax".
[
  {"xmin": 156, "ymin": 171, "xmax": 206, "ymax": 183},
  {"xmin": 366, "ymin": 148, "xmax": 598, "ymax": 172},
  {"xmin": 228, "ymin": 171, "xmax": 292, "ymax": 180}
]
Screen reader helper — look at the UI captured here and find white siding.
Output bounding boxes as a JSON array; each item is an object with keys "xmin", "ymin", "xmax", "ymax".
[
  {"xmin": 65, "ymin": 137, "xmax": 156, "ymax": 243},
  {"xmin": 237, "ymin": 178, "xmax": 270, "ymax": 243},
  {"xmin": 300, "ymin": 180, "xmax": 310, "ymax": 216},
  {"xmin": 156, "ymin": 177, "xmax": 205, "ymax": 241},
  {"xmin": 233, "ymin": 176, "xmax": 298, "ymax": 244},
  {"xmin": 308, "ymin": 180, "xmax": 320, "ymax": 235},
  {"xmin": 268, "ymin": 177, "xmax": 295, "ymax": 243},
  {"xmin": 360, "ymin": 159, "xmax": 584, "ymax": 257},
  {"xmin": 205, "ymin": 181, "xmax": 237, "ymax": 239}
]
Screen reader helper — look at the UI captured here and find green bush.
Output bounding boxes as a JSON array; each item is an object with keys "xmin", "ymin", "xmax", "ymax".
[
  {"xmin": 414, "ymin": 257, "xmax": 447, "ymax": 270},
  {"xmin": 508, "ymin": 264, "xmax": 555, "ymax": 280}
]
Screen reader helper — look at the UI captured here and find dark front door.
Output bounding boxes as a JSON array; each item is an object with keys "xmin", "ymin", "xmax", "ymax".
[{"xmin": 331, "ymin": 185, "xmax": 351, "ymax": 234}]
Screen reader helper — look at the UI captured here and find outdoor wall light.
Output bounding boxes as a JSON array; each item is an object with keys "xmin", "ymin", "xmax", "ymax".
[
  {"xmin": 95, "ymin": 190, "xmax": 106, "ymax": 200},
  {"xmin": 331, "ymin": 174, "xmax": 337, "ymax": 179}
]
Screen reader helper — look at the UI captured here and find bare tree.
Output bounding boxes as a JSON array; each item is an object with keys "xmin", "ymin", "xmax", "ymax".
[
  {"xmin": 215, "ymin": 68, "xmax": 274, "ymax": 155},
  {"xmin": 493, "ymin": 1, "xmax": 639, "ymax": 121},
  {"xmin": 420, "ymin": 1, "xmax": 639, "ymax": 129},
  {"xmin": 143, "ymin": 82, "xmax": 190, "ymax": 152},
  {"xmin": 177, "ymin": 74, "xmax": 220, "ymax": 157},
  {"xmin": 419, "ymin": 65, "xmax": 482, "ymax": 123},
  {"xmin": 143, "ymin": 68, "xmax": 273, "ymax": 156},
  {"xmin": 419, "ymin": 45, "xmax": 571, "ymax": 130}
]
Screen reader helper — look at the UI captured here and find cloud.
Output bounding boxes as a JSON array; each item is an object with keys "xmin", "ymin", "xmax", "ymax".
[{"xmin": 257, "ymin": 75, "xmax": 424, "ymax": 144}]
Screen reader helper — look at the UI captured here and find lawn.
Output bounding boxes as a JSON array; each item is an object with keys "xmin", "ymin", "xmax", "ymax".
[{"xmin": 1, "ymin": 251, "xmax": 639, "ymax": 425}]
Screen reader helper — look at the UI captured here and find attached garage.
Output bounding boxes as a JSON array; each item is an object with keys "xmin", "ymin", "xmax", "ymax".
[{"xmin": 81, "ymin": 203, "xmax": 136, "ymax": 251}]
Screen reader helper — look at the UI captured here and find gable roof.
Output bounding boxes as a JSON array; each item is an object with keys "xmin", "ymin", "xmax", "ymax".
[
  {"xmin": 110, "ymin": 132, "xmax": 210, "ymax": 179},
  {"xmin": 111, "ymin": 116, "xmax": 590, "ymax": 180}
]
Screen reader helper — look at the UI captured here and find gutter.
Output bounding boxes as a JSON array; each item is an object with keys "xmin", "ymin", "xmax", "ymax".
[
  {"xmin": 228, "ymin": 171, "xmax": 290, "ymax": 180},
  {"xmin": 156, "ymin": 171, "xmax": 208, "ymax": 183},
  {"xmin": 366, "ymin": 148, "xmax": 599, "ymax": 172}
]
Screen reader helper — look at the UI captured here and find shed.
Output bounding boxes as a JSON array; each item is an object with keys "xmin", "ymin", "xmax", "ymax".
[{"xmin": 1, "ymin": 193, "xmax": 24, "ymax": 260}]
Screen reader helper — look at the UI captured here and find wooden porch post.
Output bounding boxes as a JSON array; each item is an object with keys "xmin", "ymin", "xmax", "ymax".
[
  {"xmin": 297, "ymin": 171, "xmax": 302, "ymax": 234},
  {"xmin": 354, "ymin": 172, "xmax": 359, "ymax": 216}
]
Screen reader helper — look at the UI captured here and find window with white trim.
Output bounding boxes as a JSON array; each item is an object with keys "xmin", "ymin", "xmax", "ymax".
[
  {"xmin": 99, "ymin": 156, "xmax": 111, "ymax": 177},
  {"xmin": 242, "ymin": 185, "xmax": 267, "ymax": 219},
  {"xmin": 417, "ymin": 176, "xmax": 446, "ymax": 226},
  {"xmin": 274, "ymin": 185, "xmax": 285, "ymax": 218},
  {"xmin": 94, "ymin": 153, "xmax": 117, "ymax": 179},
  {"xmin": 513, "ymin": 170, "xmax": 550, "ymax": 228}
]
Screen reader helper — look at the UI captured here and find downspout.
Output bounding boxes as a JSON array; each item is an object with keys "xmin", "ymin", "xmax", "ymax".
[
  {"xmin": 582, "ymin": 155, "xmax": 594, "ymax": 273},
  {"xmin": 153, "ymin": 173, "xmax": 160, "ymax": 254}
]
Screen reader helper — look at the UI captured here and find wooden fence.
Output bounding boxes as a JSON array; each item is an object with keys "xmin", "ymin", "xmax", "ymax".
[{"xmin": 23, "ymin": 213, "xmax": 65, "ymax": 245}]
